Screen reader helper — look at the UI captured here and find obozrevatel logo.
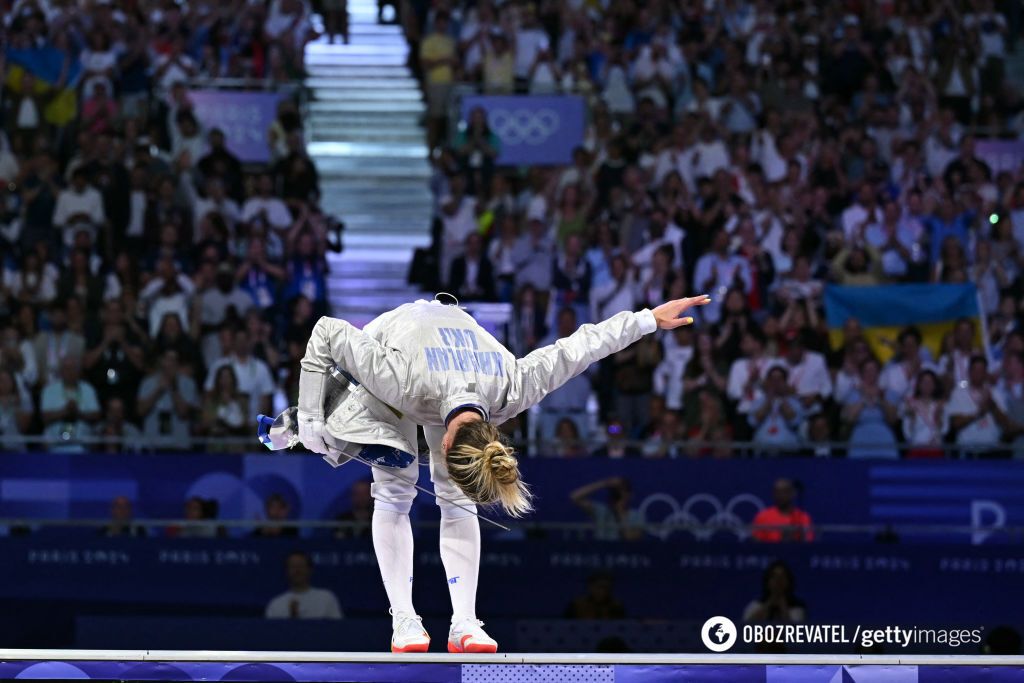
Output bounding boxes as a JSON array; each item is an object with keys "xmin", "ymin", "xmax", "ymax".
[{"xmin": 701, "ymin": 616, "xmax": 738, "ymax": 652}]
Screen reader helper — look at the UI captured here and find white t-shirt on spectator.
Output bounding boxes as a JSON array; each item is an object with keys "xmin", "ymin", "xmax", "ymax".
[
  {"xmin": 727, "ymin": 356, "xmax": 780, "ymax": 414},
  {"xmin": 53, "ymin": 186, "xmax": 106, "ymax": 244},
  {"xmin": 691, "ymin": 139, "xmax": 730, "ymax": 180},
  {"xmin": 946, "ymin": 385, "xmax": 1006, "ymax": 446},
  {"xmin": 242, "ymin": 197, "xmax": 292, "ymax": 230},
  {"xmin": 880, "ymin": 360, "xmax": 936, "ymax": 401},
  {"xmin": 514, "ymin": 27, "xmax": 549, "ymax": 79},
  {"xmin": 631, "ymin": 224, "xmax": 686, "ymax": 283},
  {"xmin": 205, "ymin": 354, "xmax": 276, "ymax": 416},
  {"xmin": 902, "ymin": 398, "xmax": 948, "ymax": 447},
  {"xmin": 653, "ymin": 146, "xmax": 697, "ymax": 191},
  {"xmin": 265, "ymin": 588, "xmax": 343, "ymax": 619},
  {"xmin": 652, "ymin": 334, "xmax": 693, "ymax": 410},
  {"xmin": 840, "ymin": 203, "xmax": 872, "ymax": 241},
  {"xmin": 692, "ymin": 252, "xmax": 752, "ymax": 323},
  {"xmin": 154, "ymin": 53, "xmax": 198, "ymax": 91},
  {"xmin": 963, "ymin": 12, "xmax": 1006, "ymax": 59},
  {"xmin": 786, "ymin": 351, "xmax": 833, "ymax": 401}
]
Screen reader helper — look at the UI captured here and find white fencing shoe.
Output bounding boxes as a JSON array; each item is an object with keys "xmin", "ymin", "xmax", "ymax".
[
  {"xmin": 390, "ymin": 610, "xmax": 430, "ymax": 653},
  {"xmin": 447, "ymin": 618, "xmax": 498, "ymax": 653}
]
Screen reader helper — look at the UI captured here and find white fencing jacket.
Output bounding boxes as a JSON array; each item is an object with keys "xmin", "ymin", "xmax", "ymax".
[{"xmin": 299, "ymin": 299, "xmax": 658, "ymax": 465}]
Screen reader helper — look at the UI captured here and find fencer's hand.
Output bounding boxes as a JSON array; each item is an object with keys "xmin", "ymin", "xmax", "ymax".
[
  {"xmin": 297, "ymin": 414, "xmax": 329, "ymax": 455},
  {"xmin": 652, "ymin": 294, "xmax": 712, "ymax": 330}
]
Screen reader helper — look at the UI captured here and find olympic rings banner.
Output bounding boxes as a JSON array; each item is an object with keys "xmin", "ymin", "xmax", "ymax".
[
  {"xmin": 461, "ymin": 95, "xmax": 585, "ymax": 166},
  {"xmin": 1, "ymin": 454, "xmax": 1023, "ymax": 546}
]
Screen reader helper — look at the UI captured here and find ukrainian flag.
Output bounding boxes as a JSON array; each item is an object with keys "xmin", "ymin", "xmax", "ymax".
[
  {"xmin": 824, "ymin": 284, "xmax": 985, "ymax": 362},
  {"xmin": 3, "ymin": 46, "xmax": 80, "ymax": 127}
]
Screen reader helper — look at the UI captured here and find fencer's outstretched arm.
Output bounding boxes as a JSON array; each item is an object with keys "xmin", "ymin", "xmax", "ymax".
[
  {"xmin": 510, "ymin": 295, "xmax": 710, "ymax": 414},
  {"xmin": 297, "ymin": 315, "xmax": 410, "ymax": 454}
]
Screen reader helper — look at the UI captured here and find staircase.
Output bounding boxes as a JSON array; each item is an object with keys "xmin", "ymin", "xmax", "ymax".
[{"xmin": 305, "ymin": 0, "xmax": 432, "ymax": 327}]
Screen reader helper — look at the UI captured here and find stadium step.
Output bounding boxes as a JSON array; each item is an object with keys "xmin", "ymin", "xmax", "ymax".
[{"xmin": 306, "ymin": 15, "xmax": 431, "ymax": 322}]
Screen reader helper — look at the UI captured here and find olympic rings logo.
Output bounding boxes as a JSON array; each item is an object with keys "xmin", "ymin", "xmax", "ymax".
[
  {"xmin": 487, "ymin": 107, "xmax": 561, "ymax": 145},
  {"xmin": 638, "ymin": 493, "xmax": 766, "ymax": 541}
]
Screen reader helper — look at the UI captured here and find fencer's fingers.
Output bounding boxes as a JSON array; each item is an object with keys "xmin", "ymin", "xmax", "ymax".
[
  {"xmin": 665, "ymin": 316, "xmax": 695, "ymax": 329},
  {"xmin": 685, "ymin": 295, "xmax": 712, "ymax": 307}
]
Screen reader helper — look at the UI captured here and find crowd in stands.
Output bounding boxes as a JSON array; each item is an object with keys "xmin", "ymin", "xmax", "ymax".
[
  {"xmin": 0, "ymin": 0, "xmax": 334, "ymax": 451},
  {"xmin": 423, "ymin": 0, "xmax": 1024, "ymax": 458}
]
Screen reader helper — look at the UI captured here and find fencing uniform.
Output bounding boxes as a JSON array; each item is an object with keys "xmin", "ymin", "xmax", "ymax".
[
  {"xmin": 300, "ymin": 298, "xmax": 658, "ymax": 514},
  {"xmin": 297, "ymin": 298, "xmax": 658, "ymax": 639}
]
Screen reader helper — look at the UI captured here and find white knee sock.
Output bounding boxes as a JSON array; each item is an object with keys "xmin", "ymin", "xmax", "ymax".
[
  {"xmin": 439, "ymin": 514, "xmax": 481, "ymax": 623},
  {"xmin": 372, "ymin": 509, "xmax": 415, "ymax": 616}
]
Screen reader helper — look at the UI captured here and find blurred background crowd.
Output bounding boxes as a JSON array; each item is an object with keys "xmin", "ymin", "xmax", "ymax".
[
  {"xmin": 2, "ymin": 0, "xmax": 1024, "ymax": 460},
  {"xmin": 0, "ymin": 0, "xmax": 337, "ymax": 452},
  {"xmin": 420, "ymin": 0, "xmax": 1024, "ymax": 458}
]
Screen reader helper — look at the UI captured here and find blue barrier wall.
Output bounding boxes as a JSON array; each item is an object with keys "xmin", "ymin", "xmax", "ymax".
[
  {"xmin": 1, "ymin": 538, "xmax": 1022, "ymax": 625},
  {"xmin": 1, "ymin": 454, "xmax": 1023, "ymax": 544}
]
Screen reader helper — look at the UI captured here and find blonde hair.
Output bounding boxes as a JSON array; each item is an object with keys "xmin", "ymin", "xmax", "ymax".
[{"xmin": 446, "ymin": 420, "xmax": 532, "ymax": 517}]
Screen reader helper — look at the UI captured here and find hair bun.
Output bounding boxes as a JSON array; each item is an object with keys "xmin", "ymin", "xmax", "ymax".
[{"xmin": 483, "ymin": 442, "xmax": 518, "ymax": 485}]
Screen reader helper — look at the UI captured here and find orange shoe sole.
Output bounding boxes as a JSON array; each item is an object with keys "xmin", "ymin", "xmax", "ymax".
[
  {"xmin": 392, "ymin": 641, "xmax": 430, "ymax": 653},
  {"xmin": 447, "ymin": 636, "xmax": 498, "ymax": 653}
]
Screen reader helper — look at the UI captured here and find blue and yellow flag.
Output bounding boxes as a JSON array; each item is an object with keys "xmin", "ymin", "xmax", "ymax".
[
  {"xmin": 824, "ymin": 284, "xmax": 984, "ymax": 362},
  {"xmin": 3, "ymin": 46, "xmax": 80, "ymax": 127}
]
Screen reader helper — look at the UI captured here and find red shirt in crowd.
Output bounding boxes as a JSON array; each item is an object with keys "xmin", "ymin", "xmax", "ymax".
[{"xmin": 751, "ymin": 506, "xmax": 815, "ymax": 542}]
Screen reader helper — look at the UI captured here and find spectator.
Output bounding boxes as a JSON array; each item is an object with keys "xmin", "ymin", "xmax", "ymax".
[
  {"xmin": 512, "ymin": 212, "xmax": 556, "ymax": 295},
  {"xmin": 335, "ymin": 480, "xmax": 373, "ymax": 540},
  {"xmin": 33, "ymin": 302, "xmax": 86, "ymax": 385},
  {"xmin": 53, "ymin": 167, "xmax": 106, "ymax": 248},
  {"xmin": 553, "ymin": 418, "xmax": 588, "ymax": 458},
  {"xmin": 694, "ymin": 229, "xmax": 752, "ymax": 325},
  {"xmin": 681, "ymin": 330, "xmax": 729, "ymax": 415},
  {"xmin": 242, "ymin": 174, "xmax": 293, "ymax": 231},
  {"xmin": 265, "ymin": 551, "xmax": 343, "ymax": 619},
  {"xmin": 564, "ymin": 572, "xmax": 625, "ymax": 619},
  {"xmin": 946, "ymin": 355, "xmax": 1012, "ymax": 454},
  {"xmin": 200, "ymin": 365, "xmax": 249, "ymax": 450},
  {"xmin": 880, "ymin": 327, "xmax": 935, "ymax": 402},
  {"xmin": 253, "ymin": 493, "xmax": 299, "ymax": 538},
  {"xmin": 939, "ymin": 318, "xmax": 983, "ymax": 389},
  {"xmin": 99, "ymin": 496, "xmax": 147, "ymax": 538},
  {"xmin": 590, "ymin": 254, "xmax": 636, "ymax": 324},
  {"xmin": 684, "ymin": 388, "xmax": 733, "ymax": 459},
  {"xmin": 137, "ymin": 349, "xmax": 197, "ymax": 451},
  {"xmin": 448, "ymin": 232, "xmax": 496, "ymax": 302},
  {"xmin": 83, "ymin": 299, "xmax": 146, "ymax": 409},
  {"xmin": 726, "ymin": 326, "xmax": 774, "ymax": 429},
  {"xmin": 591, "ymin": 419, "xmax": 641, "ymax": 458},
  {"xmin": 454, "ymin": 107, "xmax": 499, "ymax": 196},
  {"xmin": 0, "ymin": 368, "xmax": 32, "ymax": 448},
  {"xmin": 166, "ymin": 497, "xmax": 222, "ymax": 539},
  {"xmin": 96, "ymin": 396, "xmax": 142, "ymax": 454},
  {"xmin": 748, "ymin": 366, "xmax": 803, "ymax": 454},
  {"xmin": 420, "ymin": 11, "xmax": 457, "ymax": 149},
  {"xmin": 40, "ymin": 355, "xmax": 101, "ymax": 452},
  {"xmin": 840, "ymin": 358, "xmax": 900, "ymax": 459},
  {"xmin": 570, "ymin": 477, "xmax": 644, "ymax": 541},
  {"xmin": 902, "ymin": 369, "xmax": 948, "ymax": 458},
  {"xmin": 742, "ymin": 561, "xmax": 807, "ymax": 623},
  {"xmin": 552, "ymin": 234, "xmax": 592, "ymax": 319},
  {"xmin": 751, "ymin": 478, "xmax": 815, "ymax": 543},
  {"xmin": 205, "ymin": 326, "xmax": 276, "ymax": 419},
  {"xmin": 780, "ymin": 331, "xmax": 833, "ymax": 413}
]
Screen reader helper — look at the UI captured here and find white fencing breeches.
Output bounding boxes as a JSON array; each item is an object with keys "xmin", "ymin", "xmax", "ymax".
[{"xmin": 370, "ymin": 422, "xmax": 478, "ymax": 518}]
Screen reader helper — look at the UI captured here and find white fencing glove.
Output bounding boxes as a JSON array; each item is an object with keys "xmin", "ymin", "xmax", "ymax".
[{"xmin": 298, "ymin": 368, "xmax": 330, "ymax": 454}]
